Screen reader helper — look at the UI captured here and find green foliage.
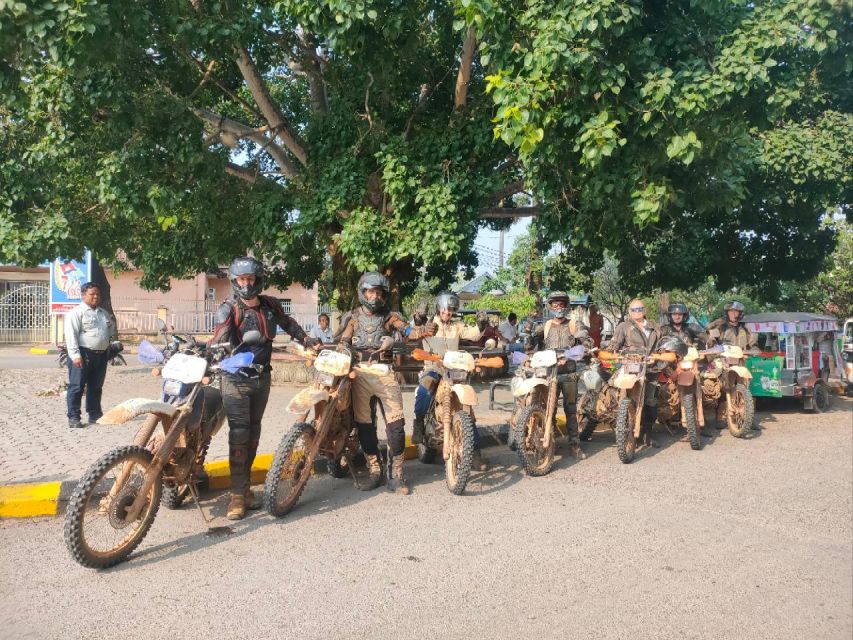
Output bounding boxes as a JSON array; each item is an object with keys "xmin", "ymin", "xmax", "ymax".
[{"xmin": 470, "ymin": 289, "xmax": 537, "ymax": 319}]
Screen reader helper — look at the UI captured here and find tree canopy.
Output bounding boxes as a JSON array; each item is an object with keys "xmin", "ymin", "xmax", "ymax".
[{"xmin": 1, "ymin": 0, "xmax": 850, "ymax": 307}]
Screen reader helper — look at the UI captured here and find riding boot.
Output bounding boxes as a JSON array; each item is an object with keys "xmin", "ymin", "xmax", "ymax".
[
  {"xmin": 227, "ymin": 441, "xmax": 250, "ymax": 520},
  {"xmin": 411, "ymin": 416, "xmax": 426, "ymax": 445},
  {"xmin": 359, "ymin": 454, "xmax": 383, "ymax": 491},
  {"xmin": 226, "ymin": 493, "xmax": 246, "ymax": 521},
  {"xmin": 387, "ymin": 454, "xmax": 411, "ymax": 495}
]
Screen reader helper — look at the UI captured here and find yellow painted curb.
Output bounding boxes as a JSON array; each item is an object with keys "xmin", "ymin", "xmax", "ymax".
[
  {"xmin": 29, "ymin": 347, "xmax": 49, "ymax": 355},
  {"xmin": 0, "ymin": 481, "xmax": 61, "ymax": 517}
]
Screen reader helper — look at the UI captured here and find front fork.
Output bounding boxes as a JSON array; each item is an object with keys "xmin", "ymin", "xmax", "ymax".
[{"xmin": 542, "ymin": 378, "xmax": 559, "ymax": 450}]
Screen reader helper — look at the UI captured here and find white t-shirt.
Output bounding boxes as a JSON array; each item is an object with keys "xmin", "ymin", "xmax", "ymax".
[
  {"xmin": 498, "ymin": 320, "xmax": 518, "ymax": 343},
  {"xmin": 310, "ymin": 325, "xmax": 334, "ymax": 343}
]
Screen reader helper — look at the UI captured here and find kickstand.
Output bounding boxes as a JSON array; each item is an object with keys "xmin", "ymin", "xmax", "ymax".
[
  {"xmin": 343, "ymin": 454, "xmax": 362, "ymax": 490},
  {"xmin": 661, "ymin": 421, "xmax": 676, "ymax": 436},
  {"xmin": 187, "ymin": 480, "xmax": 213, "ymax": 526}
]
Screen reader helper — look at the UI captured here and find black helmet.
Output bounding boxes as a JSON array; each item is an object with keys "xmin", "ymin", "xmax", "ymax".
[
  {"xmin": 667, "ymin": 302, "xmax": 689, "ymax": 324},
  {"xmin": 435, "ymin": 292, "xmax": 461, "ymax": 315},
  {"xmin": 357, "ymin": 271, "xmax": 389, "ymax": 313},
  {"xmin": 412, "ymin": 300, "xmax": 430, "ymax": 326},
  {"xmin": 547, "ymin": 291, "xmax": 570, "ymax": 319},
  {"xmin": 724, "ymin": 300, "xmax": 745, "ymax": 321},
  {"xmin": 228, "ymin": 256, "xmax": 264, "ymax": 300},
  {"xmin": 657, "ymin": 335, "xmax": 689, "ymax": 358}
]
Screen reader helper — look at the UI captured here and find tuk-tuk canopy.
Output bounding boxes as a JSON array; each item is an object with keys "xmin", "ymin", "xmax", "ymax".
[{"xmin": 743, "ymin": 312, "xmax": 838, "ymax": 335}]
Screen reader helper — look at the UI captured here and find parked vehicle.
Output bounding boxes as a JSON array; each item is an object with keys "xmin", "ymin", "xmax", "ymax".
[
  {"xmin": 63, "ymin": 320, "xmax": 259, "ymax": 568},
  {"xmin": 843, "ymin": 318, "xmax": 853, "ymax": 395},
  {"xmin": 58, "ymin": 341, "xmax": 126, "ymax": 367},
  {"xmin": 411, "ymin": 338, "xmax": 504, "ymax": 493},
  {"xmin": 265, "ymin": 339, "xmax": 396, "ymax": 517},
  {"xmin": 742, "ymin": 313, "xmax": 840, "ymax": 411},
  {"xmin": 509, "ymin": 345, "xmax": 587, "ymax": 476}
]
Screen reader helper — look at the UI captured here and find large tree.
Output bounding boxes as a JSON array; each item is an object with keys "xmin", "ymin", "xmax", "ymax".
[{"xmin": 1, "ymin": 0, "xmax": 850, "ymax": 307}]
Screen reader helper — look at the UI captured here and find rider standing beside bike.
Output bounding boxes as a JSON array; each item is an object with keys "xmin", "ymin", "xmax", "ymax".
[
  {"xmin": 529, "ymin": 291, "xmax": 594, "ymax": 459},
  {"xmin": 411, "ymin": 292, "xmax": 489, "ymax": 469},
  {"xmin": 660, "ymin": 303, "xmax": 709, "ymax": 348},
  {"xmin": 608, "ymin": 299, "xmax": 661, "ymax": 446},
  {"xmin": 338, "ymin": 272, "xmax": 433, "ymax": 495},
  {"xmin": 211, "ymin": 257, "xmax": 316, "ymax": 520},
  {"xmin": 707, "ymin": 301, "xmax": 757, "ymax": 350}
]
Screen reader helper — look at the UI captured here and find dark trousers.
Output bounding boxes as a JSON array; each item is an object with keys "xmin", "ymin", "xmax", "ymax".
[
  {"xmin": 221, "ymin": 371, "xmax": 271, "ymax": 493},
  {"xmin": 66, "ymin": 348, "xmax": 109, "ymax": 421}
]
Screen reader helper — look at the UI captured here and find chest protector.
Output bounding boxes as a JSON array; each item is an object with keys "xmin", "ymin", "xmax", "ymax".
[
  {"xmin": 229, "ymin": 297, "xmax": 279, "ymax": 342},
  {"xmin": 544, "ymin": 319, "xmax": 578, "ymax": 349},
  {"xmin": 352, "ymin": 308, "xmax": 389, "ymax": 348}
]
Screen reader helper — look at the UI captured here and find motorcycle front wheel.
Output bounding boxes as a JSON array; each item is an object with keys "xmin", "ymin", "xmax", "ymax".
[
  {"xmin": 614, "ymin": 398, "xmax": 637, "ymax": 464},
  {"xmin": 64, "ymin": 445, "xmax": 162, "ymax": 569},
  {"xmin": 576, "ymin": 391, "xmax": 598, "ymax": 441},
  {"xmin": 681, "ymin": 391, "xmax": 702, "ymax": 450},
  {"xmin": 264, "ymin": 422, "xmax": 315, "ymax": 517},
  {"xmin": 726, "ymin": 383, "xmax": 754, "ymax": 438},
  {"xmin": 445, "ymin": 411, "xmax": 475, "ymax": 495},
  {"xmin": 513, "ymin": 403, "xmax": 556, "ymax": 476}
]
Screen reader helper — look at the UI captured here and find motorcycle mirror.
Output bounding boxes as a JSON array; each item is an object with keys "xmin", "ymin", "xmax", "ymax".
[{"xmin": 241, "ymin": 330, "xmax": 263, "ymax": 346}]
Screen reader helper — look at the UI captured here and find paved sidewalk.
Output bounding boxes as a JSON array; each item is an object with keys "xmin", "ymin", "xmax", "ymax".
[{"xmin": 0, "ymin": 363, "xmax": 517, "ymax": 485}]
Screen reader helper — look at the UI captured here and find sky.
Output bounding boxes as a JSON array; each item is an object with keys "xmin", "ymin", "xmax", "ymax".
[{"xmin": 472, "ymin": 217, "xmax": 531, "ymax": 276}]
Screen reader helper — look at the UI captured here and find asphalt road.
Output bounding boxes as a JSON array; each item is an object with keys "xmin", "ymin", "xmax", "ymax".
[
  {"xmin": 0, "ymin": 347, "xmax": 63, "ymax": 370},
  {"xmin": 1, "ymin": 398, "xmax": 851, "ymax": 640}
]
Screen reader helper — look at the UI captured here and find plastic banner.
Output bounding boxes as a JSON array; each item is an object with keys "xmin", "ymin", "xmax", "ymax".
[{"xmin": 747, "ymin": 355, "xmax": 784, "ymax": 398}]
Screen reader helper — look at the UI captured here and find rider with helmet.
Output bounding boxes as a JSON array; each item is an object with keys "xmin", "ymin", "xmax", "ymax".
[
  {"xmin": 660, "ymin": 303, "xmax": 709, "ymax": 348},
  {"xmin": 708, "ymin": 301, "xmax": 757, "ymax": 350},
  {"xmin": 210, "ymin": 256, "xmax": 317, "ymax": 520},
  {"xmin": 529, "ymin": 291, "xmax": 594, "ymax": 459},
  {"xmin": 338, "ymin": 272, "xmax": 434, "ymax": 494},
  {"xmin": 411, "ymin": 292, "xmax": 488, "ymax": 469}
]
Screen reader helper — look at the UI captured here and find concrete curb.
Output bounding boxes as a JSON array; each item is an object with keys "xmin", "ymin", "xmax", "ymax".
[{"xmin": 0, "ymin": 418, "xmax": 550, "ymax": 519}]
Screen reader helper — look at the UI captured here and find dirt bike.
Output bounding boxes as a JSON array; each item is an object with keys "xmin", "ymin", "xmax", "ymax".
[
  {"xmin": 508, "ymin": 345, "xmax": 587, "ymax": 476},
  {"xmin": 58, "ymin": 341, "xmax": 127, "ymax": 367},
  {"xmin": 656, "ymin": 345, "xmax": 718, "ymax": 450},
  {"xmin": 264, "ymin": 339, "xmax": 396, "ymax": 517},
  {"xmin": 575, "ymin": 358, "xmax": 621, "ymax": 442},
  {"xmin": 597, "ymin": 349, "xmax": 677, "ymax": 464},
  {"xmin": 410, "ymin": 341, "xmax": 504, "ymax": 494},
  {"xmin": 701, "ymin": 344, "xmax": 754, "ymax": 437},
  {"xmin": 63, "ymin": 323, "xmax": 261, "ymax": 569}
]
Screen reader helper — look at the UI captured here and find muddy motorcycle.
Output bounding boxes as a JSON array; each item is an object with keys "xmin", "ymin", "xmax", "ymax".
[
  {"xmin": 700, "ymin": 344, "xmax": 754, "ymax": 437},
  {"xmin": 597, "ymin": 349, "xmax": 677, "ymax": 464},
  {"xmin": 508, "ymin": 345, "xmax": 586, "ymax": 476},
  {"xmin": 656, "ymin": 346, "xmax": 718, "ymax": 450},
  {"xmin": 264, "ymin": 339, "xmax": 396, "ymax": 517},
  {"xmin": 411, "ymin": 347, "xmax": 504, "ymax": 494},
  {"xmin": 575, "ymin": 358, "xmax": 621, "ymax": 442},
  {"xmin": 63, "ymin": 326, "xmax": 261, "ymax": 569}
]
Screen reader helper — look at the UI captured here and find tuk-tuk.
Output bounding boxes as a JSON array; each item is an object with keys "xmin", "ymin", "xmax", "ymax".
[
  {"xmin": 742, "ymin": 312, "xmax": 840, "ymax": 411},
  {"xmin": 842, "ymin": 317, "xmax": 853, "ymax": 394}
]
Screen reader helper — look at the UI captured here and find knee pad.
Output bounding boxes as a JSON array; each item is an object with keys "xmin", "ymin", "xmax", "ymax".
[
  {"xmin": 357, "ymin": 422, "xmax": 379, "ymax": 454},
  {"xmin": 386, "ymin": 418, "xmax": 406, "ymax": 456},
  {"xmin": 229, "ymin": 427, "xmax": 251, "ymax": 446}
]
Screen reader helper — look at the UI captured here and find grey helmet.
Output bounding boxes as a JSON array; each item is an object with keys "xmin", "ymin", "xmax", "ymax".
[
  {"xmin": 357, "ymin": 271, "xmax": 389, "ymax": 313},
  {"xmin": 667, "ymin": 302, "xmax": 689, "ymax": 325},
  {"xmin": 657, "ymin": 335, "xmax": 689, "ymax": 358},
  {"xmin": 724, "ymin": 300, "xmax": 746, "ymax": 322},
  {"xmin": 412, "ymin": 300, "xmax": 430, "ymax": 326},
  {"xmin": 547, "ymin": 290, "xmax": 570, "ymax": 319},
  {"xmin": 228, "ymin": 257, "xmax": 264, "ymax": 300},
  {"xmin": 435, "ymin": 291, "xmax": 461, "ymax": 315}
]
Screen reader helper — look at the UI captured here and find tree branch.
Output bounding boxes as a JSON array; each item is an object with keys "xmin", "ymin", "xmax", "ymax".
[
  {"xmin": 478, "ymin": 207, "xmax": 540, "ymax": 219},
  {"xmin": 486, "ymin": 180, "xmax": 526, "ymax": 205},
  {"xmin": 454, "ymin": 26, "xmax": 477, "ymax": 110},
  {"xmin": 225, "ymin": 162, "xmax": 259, "ymax": 184},
  {"xmin": 234, "ymin": 47, "xmax": 309, "ymax": 166},
  {"xmin": 193, "ymin": 108, "xmax": 298, "ymax": 178}
]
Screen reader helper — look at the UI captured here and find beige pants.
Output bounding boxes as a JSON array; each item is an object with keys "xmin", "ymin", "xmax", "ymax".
[{"xmin": 352, "ymin": 369, "xmax": 404, "ymax": 423}]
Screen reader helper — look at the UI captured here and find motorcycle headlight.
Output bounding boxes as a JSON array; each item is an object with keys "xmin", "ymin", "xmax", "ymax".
[
  {"xmin": 162, "ymin": 379, "xmax": 183, "ymax": 396},
  {"xmin": 316, "ymin": 371, "xmax": 335, "ymax": 387},
  {"xmin": 448, "ymin": 369, "xmax": 468, "ymax": 382},
  {"xmin": 534, "ymin": 367, "xmax": 549, "ymax": 378},
  {"xmin": 680, "ymin": 361, "xmax": 693, "ymax": 370}
]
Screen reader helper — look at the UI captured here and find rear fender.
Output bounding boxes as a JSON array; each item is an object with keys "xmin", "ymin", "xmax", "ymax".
[
  {"xmin": 97, "ymin": 398, "xmax": 178, "ymax": 425},
  {"xmin": 451, "ymin": 384, "xmax": 478, "ymax": 407},
  {"xmin": 287, "ymin": 388, "xmax": 330, "ymax": 414}
]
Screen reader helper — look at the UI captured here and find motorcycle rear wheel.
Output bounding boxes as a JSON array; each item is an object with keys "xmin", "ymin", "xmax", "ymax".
[
  {"xmin": 64, "ymin": 445, "xmax": 162, "ymax": 569},
  {"xmin": 614, "ymin": 398, "xmax": 637, "ymax": 464},
  {"xmin": 264, "ymin": 422, "xmax": 315, "ymax": 517},
  {"xmin": 513, "ymin": 403, "xmax": 555, "ymax": 476},
  {"xmin": 445, "ymin": 411, "xmax": 475, "ymax": 495}
]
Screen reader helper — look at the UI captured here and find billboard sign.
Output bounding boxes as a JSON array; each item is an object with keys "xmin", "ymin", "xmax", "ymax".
[{"xmin": 50, "ymin": 251, "xmax": 92, "ymax": 314}]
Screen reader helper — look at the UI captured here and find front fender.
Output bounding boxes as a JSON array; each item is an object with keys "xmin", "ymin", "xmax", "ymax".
[
  {"xmin": 97, "ymin": 398, "xmax": 178, "ymax": 425},
  {"xmin": 729, "ymin": 365, "xmax": 752, "ymax": 381},
  {"xmin": 511, "ymin": 377, "xmax": 549, "ymax": 398},
  {"xmin": 613, "ymin": 372, "xmax": 640, "ymax": 390},
  {"xmin": 286, "ymin": 388, "xmax": 330, "ymax": 414},
  {"xmin": 451, "ymin": 384, "xmax": 478, "ymax": 407},
  {"xmin": 677, "ymin": 370, "xmax": 695, "ymax": 386}
]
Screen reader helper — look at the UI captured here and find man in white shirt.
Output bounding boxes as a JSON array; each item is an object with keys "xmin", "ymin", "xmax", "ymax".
[
  {"xmin": 64, "ymin": 282, "xmax": 117, "ymax": 428},
  {"xmin": 309, "ymin": 313, "xmax": 334, "ymax": 344},
  {"xmin": 499, "ymin": 312, "xmax": 523, "ymax": 352}
]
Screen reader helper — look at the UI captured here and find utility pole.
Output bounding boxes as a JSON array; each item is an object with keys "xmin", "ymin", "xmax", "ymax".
[{"xmin": 498, "ymin": 228, "xmax": 505, "ymax": 269}]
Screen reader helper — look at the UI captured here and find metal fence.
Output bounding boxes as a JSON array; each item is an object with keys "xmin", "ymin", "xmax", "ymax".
[
  {"xmin": 0, "ymin": 283, "xmax": 50, "ymax": 344},
  {"xmin": 113, "ymin": 305, "xmax": 322, "ymax": 336}
]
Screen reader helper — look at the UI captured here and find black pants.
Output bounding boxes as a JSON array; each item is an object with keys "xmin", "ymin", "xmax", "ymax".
[
  {"xmin": 357, "ymin": 398, "xmax": 406, "ymax": 458},
  {"xmin": 66, "ymin": 348, "xmax": 109, "ymax": 421},
  {"xmin": 556, "ymin": 374, "xmax": 580, "ymax": 446},
  {"xmin": 221, "ymin": 370, "xmax": 271, "ymax": 493}
]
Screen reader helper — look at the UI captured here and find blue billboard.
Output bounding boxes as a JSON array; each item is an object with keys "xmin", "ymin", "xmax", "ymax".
[{"xmin": 49, "ymin": 250, "xmax": 92, "ymax": 314}]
